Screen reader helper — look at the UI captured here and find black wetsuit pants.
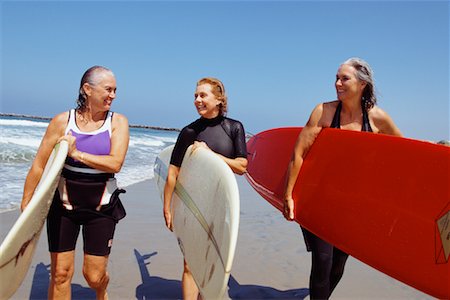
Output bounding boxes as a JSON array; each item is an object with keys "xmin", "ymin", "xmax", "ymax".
[{"xmin": 302, "ymin": 228, "xmax": 349, "ymax": 300}]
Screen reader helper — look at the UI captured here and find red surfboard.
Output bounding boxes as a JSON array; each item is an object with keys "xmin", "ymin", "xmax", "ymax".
[{"xmin": 245, "ymin": 127, "xmax": 449, "ymax": 299}]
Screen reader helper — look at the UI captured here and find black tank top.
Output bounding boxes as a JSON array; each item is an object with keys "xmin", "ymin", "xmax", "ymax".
[{"xmin": 330, "ymin": 101, "xmax": 373, "ymax": 132}]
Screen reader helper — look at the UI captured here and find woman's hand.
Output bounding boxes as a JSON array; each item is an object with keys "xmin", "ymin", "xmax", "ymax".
[
  {"xmin": 164, "ymin": 208, "xmax": 173, "ymax": 231},
  {"xmin": 284, "ymin": 197, "xmax": 295, "ymax": 221},
  {"xmin": 192, "ymin": 141, "xmax": 210, "ymax": 152},
  {"xmin": 58, "ymin": 131, "xmax": 79, "ymax": 158},
  {"xmin": 163, "ymin": 164, "xmax": 180, "ymax": 232}
]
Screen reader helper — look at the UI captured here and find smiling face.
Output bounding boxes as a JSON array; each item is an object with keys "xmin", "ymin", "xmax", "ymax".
[
  {"xmin": 335, "ymin": 64, "xmax": 367, "ymax": 102},
  {"xmin": 194, "ymin": 83, "xmax": 221, "ymax": 119},
  {"xmin": 84, "ymin": 73, "xmax": 117, "ymax": 111}
]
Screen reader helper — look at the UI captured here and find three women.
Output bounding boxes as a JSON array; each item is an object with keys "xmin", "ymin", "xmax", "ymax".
[{"xmin": 20, "ymin": 58, "xmax": 402, "ymax": 299}]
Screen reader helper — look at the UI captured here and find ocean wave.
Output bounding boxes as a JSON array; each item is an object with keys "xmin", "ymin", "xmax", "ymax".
[
  {"xmin": 129, "ymin": 138, "xmax": 165, "ymax": 147},
  {"xmin": 0, "ymin": 149, "xmax": 35, "ymax": 163},
  {"xmin": 0, "ymin": 119, "xmax": 49, "ymax": 128},
  {"xmin": 128, "ymin": 133, "xmax": 177, "ymax": 147},
  {"xmin": 0, "ymin": 136, "xmax": 42, "ymax": 148},
  {"xmin": 116, "ymin": 171, "xmax": 154, "ymax": 188},
  {"xmin": 151, "ymin": 135, "xmax": 178, "ymax": 143}
]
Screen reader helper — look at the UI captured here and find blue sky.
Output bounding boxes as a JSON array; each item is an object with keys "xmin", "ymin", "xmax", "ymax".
[{"xmin": 1, "ymin": 0, "xmax": 449, "ymax": 141}]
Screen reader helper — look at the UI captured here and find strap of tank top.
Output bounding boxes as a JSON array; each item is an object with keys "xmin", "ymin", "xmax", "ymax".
[
  {"xmin": 65, "ymin": 109, "xmax": 76, "ymax": 135},
  {"xmin": 361, "ymin": 102, "xmax": 373, "ymax": 132},
  {"xmin": 105, "ymin": 111, "xmax": 113, "ymax": 135},
  {"xmin": 330, "ymin": 101, "xmax": 342, "ymax": 129},
  {"xmin": 330, "ymin": 101, "xmax": 373, "ymax": 132}
]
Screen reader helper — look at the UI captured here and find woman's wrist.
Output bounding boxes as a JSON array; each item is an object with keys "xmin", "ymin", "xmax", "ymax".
[
  {"xmin": 75, "ymin": 150, "xmax": 85, "ymax": 162},
  {"xmin": 284, "ymin": 195, "xmax": 293, "ymax": 202}
]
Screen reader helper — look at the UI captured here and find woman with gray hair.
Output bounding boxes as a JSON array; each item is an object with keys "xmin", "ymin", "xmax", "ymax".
[
  {"xmin": 21, "ymin": 66, "xmax": 129, "ymax": 299},
  {"xmin": 283, "ymin": 58, "xmax": 402, "ymax": 299}
]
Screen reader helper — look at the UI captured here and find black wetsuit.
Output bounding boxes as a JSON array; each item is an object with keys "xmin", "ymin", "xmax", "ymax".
[
  {"xmin": 170, "ymin": 115, "xmax": 247, "ymax": 167},
  {"xmin": 302, "ymin": 101, "xmax": 372, "ymax": 300}
]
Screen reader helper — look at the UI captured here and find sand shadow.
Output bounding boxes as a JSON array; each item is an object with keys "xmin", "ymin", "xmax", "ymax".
[
  {"xmin": 134, "ymin": 249, "xmax": 308, "ymax": 299},
  {"xmin": 228, "ymin": 274, "xmax": 309, "ymax": 299},
  {"xmin": 29, "ymin": 262, "xmax": 95, "ymax": 299},
  {"xmin": 134, "ymin": 249, "xmax": 183, "ymax": 299}
]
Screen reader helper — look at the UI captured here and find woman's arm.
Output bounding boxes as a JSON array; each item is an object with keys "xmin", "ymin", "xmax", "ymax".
[
  {"xmin": 21, "ymin": 112, "xmax": 68, "ymax": 210},
  {"xmin": 163, "ymin": 164, "xmax": 180, "ymax": 231},
  {"xmin": 283, "ymin": 104, "xmax": 324, "ymax": 220},
  {"xmin": 216, "ymin": 155, "xmax": 248, "ymax": 175},
  {"xmin": 192, "ymin": 141, "xmax": 248, "ymax": 175}
]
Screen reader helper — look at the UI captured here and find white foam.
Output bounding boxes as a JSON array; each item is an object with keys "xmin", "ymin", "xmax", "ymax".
[
  {"xmin": 128, "ymin": 133, "xmax": 177, "ymax": 148},
  {"xmin": 0, "ymin": 119, "xmax": 49, "ymax": 128},
  {"xmin": 152, "ymin": 135, "xmax": 178, "ymax": 143},
  {"xmin": 0, "ymin": 136, "xmax": 42, "ymax": 148},
  {"xmin": 129, "ymin": 138, "xmax": 165, "ymax": 147},
  {"xmin": 0, "ymin": 148, "xmax": 35, "ymax": 163},
  {"xmin": 116, "ymin": 163, "xmax": 155, "ymax": 187}
]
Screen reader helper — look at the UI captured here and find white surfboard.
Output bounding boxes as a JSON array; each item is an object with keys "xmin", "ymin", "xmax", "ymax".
[
  {"xmin": 0, "ymin": 141, "xmax": 68, "ymax": 300},
  {"xmin": 154, "ymin": 145, "xmax": 240, "ymax": 299}
]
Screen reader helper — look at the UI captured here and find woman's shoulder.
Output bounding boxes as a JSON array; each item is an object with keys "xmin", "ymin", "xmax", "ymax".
[
  {"xmin": 307, "ymin": 100, "xmax": 338, "ymax": 127},
  {"xmin": 111, "ymin": 111, "xmax": 128, "ymax": 123},
  {"xmin": 368, "ymin": 106, "xmax": 402, "ymax": 136},
  {"xmin": 178, "ymin": 119, "xmax": 201, "ymax": 136},
  {"xmin": 223, "ymin": 116, "xmax": 244, "ymax": 127},
  {"xmin": 310, "ymin": 100, "xmax": 339, "ymax": 114},
  {"xmin": 110, "ymin": 112, "xmax": 129, "ymax": 132},
  {"xmin": 322, "ymin": 100, "xmax": 340, "ymax": 110},
  {"xmin": 49, "ymin": 111, "xmax": 70, "ymax": 127},
  {"xmin": 183, "ymin": 118, "xmax": 201, "ymax": 130},
  {"xmin": 42, "ymin": 111, "xmax": 70, "ymax": 136},
  {"xmin": 222, "ymin": 117, "xmax": 245, "ymax": 138},
  {"xmin": 368, "ymin": 105, "xmax": 389, "ymax": 122}
]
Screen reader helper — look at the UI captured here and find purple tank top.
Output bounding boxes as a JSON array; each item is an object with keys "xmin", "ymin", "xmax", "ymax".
[
  {"xmin": 64, "ymin": 109, "xmax": 113, "ymax": 174},
  {"xmin": 58, "ymin": 109, "xmax": 117, "ymax": 210}
]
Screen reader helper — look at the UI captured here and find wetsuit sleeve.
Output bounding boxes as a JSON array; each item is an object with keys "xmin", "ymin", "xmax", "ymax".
[
  {"xmin": 170, "ymin": 126, "xmax": 197, "ymax": 167},
  {"xmin": 232, "ymin": 120, "xmax": 247, "ymax": 158}
]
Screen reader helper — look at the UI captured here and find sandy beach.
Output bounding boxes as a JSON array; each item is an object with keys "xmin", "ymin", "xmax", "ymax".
[{"xmin": 1, "ymin": 176, "xmax": 432, "ymax": 299}]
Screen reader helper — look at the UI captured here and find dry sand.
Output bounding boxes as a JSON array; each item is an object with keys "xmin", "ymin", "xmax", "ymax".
[{"xmin": 1, "ymin": 176, "xmax": 432, "ymax": 299}]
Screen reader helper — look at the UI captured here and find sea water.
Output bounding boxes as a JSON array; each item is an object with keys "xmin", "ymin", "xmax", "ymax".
[{"xmin": 0, "ymin": 115, "xmax": 178, "ymax": 212}]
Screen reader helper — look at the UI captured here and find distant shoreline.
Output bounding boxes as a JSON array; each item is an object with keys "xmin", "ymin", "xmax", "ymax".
[{"xmin": 0, "ymin": 112, "xmax": 180, "ymax": 132}]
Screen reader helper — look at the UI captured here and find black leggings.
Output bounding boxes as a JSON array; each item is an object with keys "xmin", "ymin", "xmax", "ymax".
[{"xmin": 302, "ymin": 227, "xmax": 349, "ymax": 300}]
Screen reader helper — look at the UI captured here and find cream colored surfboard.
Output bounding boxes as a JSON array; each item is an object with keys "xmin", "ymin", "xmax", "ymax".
[
  {"xmin": 0, "ymin": 141, "xmax": 68, "ymax": 300},
  {"xmin": 154, "ymin": 145, "xmax": 240, "ymax": 299}
]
